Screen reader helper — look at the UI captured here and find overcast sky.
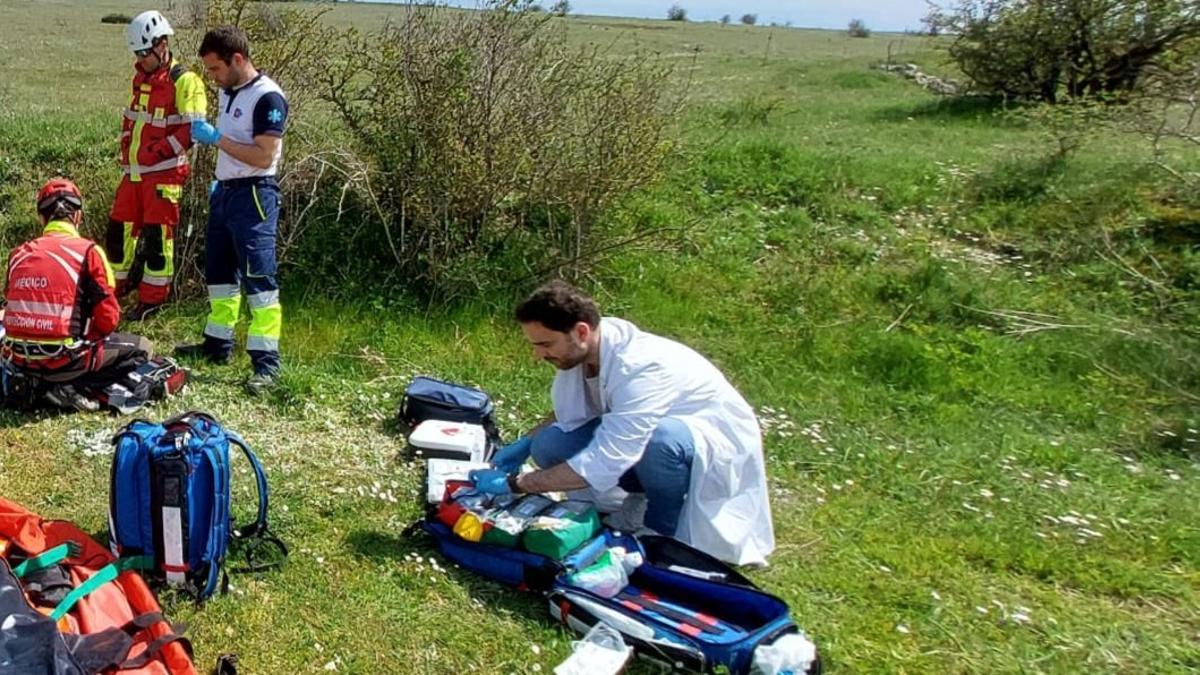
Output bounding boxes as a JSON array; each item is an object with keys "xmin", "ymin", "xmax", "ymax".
[{"xmin": 366, "ymin": 1, "xmax": 935, "ymax": 31}]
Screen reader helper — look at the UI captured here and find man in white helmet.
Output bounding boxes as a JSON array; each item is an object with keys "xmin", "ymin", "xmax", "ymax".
[{"xmin": 106, "ymin": 10, "xmax": 208, "ymax": 322}]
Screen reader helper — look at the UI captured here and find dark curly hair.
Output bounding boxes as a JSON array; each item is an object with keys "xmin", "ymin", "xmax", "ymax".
[
  {"xmin": 198, "ymin": 25, "xmax": 251, "ymax": 64},
  {"xmin": 515, "ymin": 280, "xmax": 600, "ymax": 332}
]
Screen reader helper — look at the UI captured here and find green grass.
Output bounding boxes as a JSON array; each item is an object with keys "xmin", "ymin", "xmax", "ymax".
[{"xmin": 1, "ymin": 1, "xmax": 1199, "ymax": 673}]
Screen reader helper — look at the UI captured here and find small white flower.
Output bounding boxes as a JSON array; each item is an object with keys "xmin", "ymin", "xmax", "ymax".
[
  {"xmin": 531, "ymin": 644, "xmax": 541, "ymax": 655},
  {"xmin": 879, "ymin": 565, "xmax": 892, "ymax": 573},
  {"xmin": 895, "ymin": 624, "xmax": 910, "ymax": 634},
  {"xmin": 931, "ymin": 591, "xmax": 941, "ymax": 601}
]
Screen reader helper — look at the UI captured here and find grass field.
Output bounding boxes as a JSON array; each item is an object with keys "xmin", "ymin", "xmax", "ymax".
[{"xmin": 1, "ymin": 1, "xmax": 1198, "ymax": 673}]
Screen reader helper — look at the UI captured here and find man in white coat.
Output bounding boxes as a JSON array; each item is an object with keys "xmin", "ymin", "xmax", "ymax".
[{"xmin": 469, "ymin": 281, "xmax": 775, "ymax": 566}]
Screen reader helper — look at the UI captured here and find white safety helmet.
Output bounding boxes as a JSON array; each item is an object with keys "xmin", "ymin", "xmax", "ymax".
[{"xmin": 126, "ymin": 10, "xmax": 174, "ymax": 54}]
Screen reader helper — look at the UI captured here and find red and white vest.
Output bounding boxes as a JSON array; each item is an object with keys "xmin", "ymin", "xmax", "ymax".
[{"xmin": 4, "ymin": 233, "xmax": 93, "ymax": 344}]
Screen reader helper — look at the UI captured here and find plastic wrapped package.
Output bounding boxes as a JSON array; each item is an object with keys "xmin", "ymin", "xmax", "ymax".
[
  {"xmin": 565, "ymin": 547, "xmax": 644, "ymax": 598},
  {"xmin": 553, "ymin": 622, "xmax": 632, "ymax": 675},
  {"xmin": 751, "ymin": 632, "xmax": 818, "ymax": 674}
]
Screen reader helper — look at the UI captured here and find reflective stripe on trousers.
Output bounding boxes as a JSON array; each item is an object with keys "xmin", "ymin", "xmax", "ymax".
[
  {"xmin": 203, "ymin": 283, "xmax": 241, "ymax": 342},
  {"xmin": 246, "ymin": 290, "xmax": 281, "ymax": 353}
]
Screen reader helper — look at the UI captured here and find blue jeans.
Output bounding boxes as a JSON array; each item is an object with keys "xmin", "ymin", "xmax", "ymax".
[{"xmin": 530, "ymin": 417, "xmax": 695, "ymax": 536}]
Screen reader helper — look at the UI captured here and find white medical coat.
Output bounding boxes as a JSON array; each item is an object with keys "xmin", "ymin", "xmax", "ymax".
[{"xmin": 554, "ymin": 317, "xmax": 775, "ymax": 566}]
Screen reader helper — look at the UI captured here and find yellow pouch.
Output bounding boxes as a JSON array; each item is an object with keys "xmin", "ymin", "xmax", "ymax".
[{"xmin": 453, "ymin": 512, "xmax": 485, "ymax": 542}]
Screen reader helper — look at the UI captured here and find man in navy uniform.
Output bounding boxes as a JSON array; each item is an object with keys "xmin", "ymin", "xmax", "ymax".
[{"xmin": 180, "ymin": 25, "xmax": 287, "ymax": 395}]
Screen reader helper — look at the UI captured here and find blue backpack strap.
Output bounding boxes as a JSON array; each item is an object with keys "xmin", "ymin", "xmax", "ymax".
[
  {"xmin": 226, "ymin": 432, "xmax": 268, "ymax": 537},
  {"xmin": 226, "ymin": 432, "xmax": 288, "ymax": 572},
  {"xmin": 197, "ymin": 440, "xmax": 229, "ymax": 601}
]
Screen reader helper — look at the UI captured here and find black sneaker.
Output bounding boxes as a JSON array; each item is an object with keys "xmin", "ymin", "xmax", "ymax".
[
  {"xmin": 173, "ymin": 343, "xmax": 232, "ymax": 365},
  {"xmin": 244, "ymin": 371, "xmax": 279, "ymax": 396},
  {"xmin": 124, "ymin": 303, "xmax": 162, "ymax": 322}
]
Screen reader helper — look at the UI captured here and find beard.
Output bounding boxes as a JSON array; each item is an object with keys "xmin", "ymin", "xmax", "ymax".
[{"xmin": 547, "ymin": 345, "xmax": 588, "ymax": 370}]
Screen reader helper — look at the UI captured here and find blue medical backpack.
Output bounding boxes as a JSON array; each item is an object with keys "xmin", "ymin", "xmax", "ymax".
[{"xmin": 108, "ymin": 411, "xmax": 286, "ymax": 600}]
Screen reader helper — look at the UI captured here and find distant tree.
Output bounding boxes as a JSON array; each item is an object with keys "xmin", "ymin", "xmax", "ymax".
[
  {"xmin": 740, "ymin": 13, "xmax": 757, "ymax": 25},
  {"xmin": 667, "ymin": 4, "xmax": 687, "ymax": 21},
  {"xmin": 848, "ymin": 18, "xmax": 870, "ymax": 38},
  {"xmin": 720, "ymin": 14, "xmax": 731, "ymax": 26},
  {"xmin": 928, "ymin": 0, "xmax": 1200, "ymax": 102},
  {"xmin": 550, "ymin": 0, "xmax": 570, "ymax": 16},
  {"xmin": 527, "ymin": 2, "xmax": 545, "ymax": 12}
]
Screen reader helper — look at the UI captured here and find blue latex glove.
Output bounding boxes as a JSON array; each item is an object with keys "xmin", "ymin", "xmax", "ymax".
[
  {"xmin": 492, "ymin": 436, "xmax": 533, "ymax": 475},
  {"xmin": 191, "ymin": 120, "xmax": 221, "ymax": 145},
  {"xmin": 469, "ymin": 468, "xmax": 511, "ymax": 496},
  {"xmin": 208, "ymin": 180, "xmax": 218, "ymax": 197}
]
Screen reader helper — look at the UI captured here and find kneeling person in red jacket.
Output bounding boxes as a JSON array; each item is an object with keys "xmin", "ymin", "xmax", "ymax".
[{"xmin": 2, "ymin": 179, "xmax": 153, "ymax": 410}]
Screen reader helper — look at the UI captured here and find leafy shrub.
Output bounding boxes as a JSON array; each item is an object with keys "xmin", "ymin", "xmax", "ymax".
[
  {"xmin": 740, "ymin": 13, "xmax": 757, "ymax": 25},
  {"xmin": 100, "ymin": 13, "xmax": 132, "ymax": 25},
  {"xmin": 928, "ymin": 0, "xmax": 1200, "ymax": 102},
  {"xmin": 667, "ymin": 4, "xmax": 687, "ymax": 21},
  {"xmin": 170, "ymin": 0, "xmax": 341, "ymax": 296},
  {"xmin": 318, "ymin": 3, "xmax": 681, "ymax": 300},
  {"xmin": 848, "ymin": 18, "xmax": 870, "ymax": 38}
]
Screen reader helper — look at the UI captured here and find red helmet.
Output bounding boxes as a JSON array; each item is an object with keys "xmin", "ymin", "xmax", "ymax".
[{"xmin": 36, "ymin": 178, "xmax": 84, "ymax": 215}]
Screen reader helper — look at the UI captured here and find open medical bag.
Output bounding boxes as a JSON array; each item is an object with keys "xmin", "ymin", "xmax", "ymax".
[{"xmin": 413, "ymin": 481, "xmax": 820, "ymax": 674}]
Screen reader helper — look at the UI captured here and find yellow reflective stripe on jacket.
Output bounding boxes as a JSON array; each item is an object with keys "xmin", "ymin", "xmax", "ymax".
[
  {"xmin": 3, "ymin": 336, "xmax": 83, "ymax": 349},
  {"xmin": 93, "ymin": 245, "xmax": 116, "ymax": 288},
  {"xmin": 128, "ymin": 84, "xmax": 153, "ymax": 182}
]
